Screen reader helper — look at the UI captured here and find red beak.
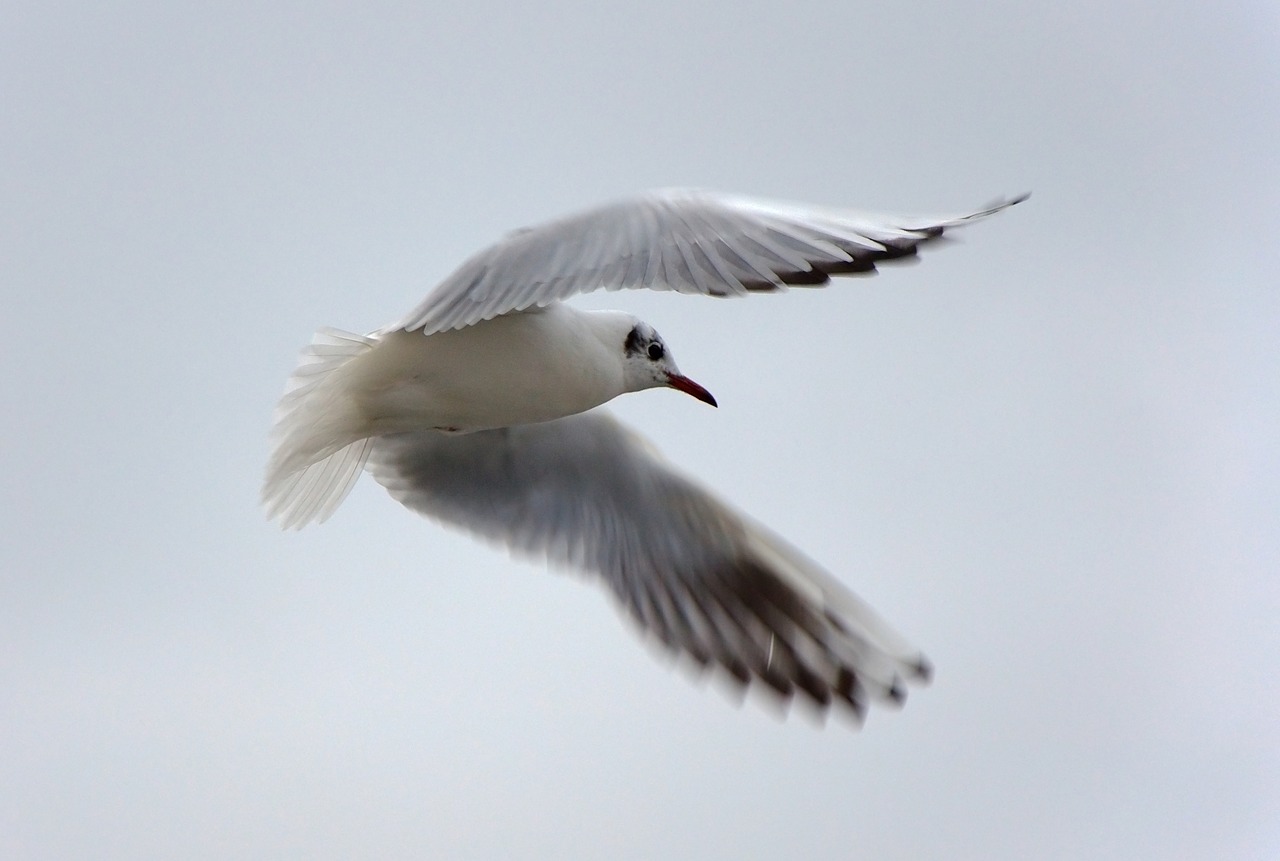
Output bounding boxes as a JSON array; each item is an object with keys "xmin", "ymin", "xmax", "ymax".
[{"xmin": 665, "ymin": 373, "xmax": 718, "ymax": 407}]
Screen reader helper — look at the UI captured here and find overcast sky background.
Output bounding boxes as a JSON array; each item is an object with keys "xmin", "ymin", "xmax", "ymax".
[{"xmin": 3, "ymin": 2, "xmax": 1277, "ymax": 859}]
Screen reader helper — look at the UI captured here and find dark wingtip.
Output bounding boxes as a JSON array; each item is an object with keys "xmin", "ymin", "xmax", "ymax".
[{"xmin": 961, "ymin": 192, "xmax": 1032, "ymax": 222}]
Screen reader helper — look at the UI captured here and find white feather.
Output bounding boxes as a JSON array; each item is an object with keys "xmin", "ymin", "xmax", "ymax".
[{"xmin": 262, "ymin": 328, "xmax": 378, "ymax": 529}]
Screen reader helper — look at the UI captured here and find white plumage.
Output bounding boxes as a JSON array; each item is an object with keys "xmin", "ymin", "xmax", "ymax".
[{"xmin": 264, "ymin": 188, "xmax": 1026, "ymax": 719}]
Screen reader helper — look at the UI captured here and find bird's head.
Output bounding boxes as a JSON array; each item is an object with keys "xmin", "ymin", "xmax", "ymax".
[{"xmin": 619, "ymin": 319, "xmax": 717, "ymax": 407}]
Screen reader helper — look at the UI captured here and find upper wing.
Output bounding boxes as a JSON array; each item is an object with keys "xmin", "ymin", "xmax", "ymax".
[
  {"xmin": 366, "ymin": 410, "xmax": 930, "ymax": 721},
  {"xmin": 394, "ymin": 189, "xmax": 1024, "ymax": 335},
  {"xmin": 395, "ymin": 188, "xmax": 1028, "ymax": 335}
]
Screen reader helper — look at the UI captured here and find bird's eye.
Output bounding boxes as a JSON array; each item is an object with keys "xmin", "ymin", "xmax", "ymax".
[{"xmin": 647, "ymin": 342, "xmax": 664, "ymax": 361}]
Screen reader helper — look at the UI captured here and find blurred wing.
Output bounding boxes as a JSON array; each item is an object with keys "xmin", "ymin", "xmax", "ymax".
[
  {"xmin": 396, "ymin": 188, "xmax": 1028, "ymax": 335},
  {"xmin": 366, "ymin": 410, "xmax": 929, "ymax": 720}
]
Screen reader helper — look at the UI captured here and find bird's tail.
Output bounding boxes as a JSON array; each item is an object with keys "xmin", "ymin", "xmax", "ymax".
[{"xmin": 262, "ymin": 328, "xmax": 379, "ymax": 529}]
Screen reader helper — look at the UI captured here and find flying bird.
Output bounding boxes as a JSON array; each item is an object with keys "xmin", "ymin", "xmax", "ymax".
[{"xmin": 264, "ymin": 188, "xmax": 1026, "ymax": 720}]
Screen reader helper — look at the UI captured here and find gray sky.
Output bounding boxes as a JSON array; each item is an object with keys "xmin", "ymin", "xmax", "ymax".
[{"xmin": 3, "ymin": 2, "xmax": 1277, "ymax": 858}]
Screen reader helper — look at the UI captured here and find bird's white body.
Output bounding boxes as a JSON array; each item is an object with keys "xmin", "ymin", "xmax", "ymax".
[
  {"xmin": 358, "ymin": 306, "xmax": 633, "ymax": 434},
  {"xmin": 263, "ymin": 305, "xmax": 675, "ymax": 528}
]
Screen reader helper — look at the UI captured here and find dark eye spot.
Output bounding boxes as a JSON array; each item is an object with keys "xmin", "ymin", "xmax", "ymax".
[{"xmin": 647, "ymin": 342, "xmax": 664, "ymax": 361}]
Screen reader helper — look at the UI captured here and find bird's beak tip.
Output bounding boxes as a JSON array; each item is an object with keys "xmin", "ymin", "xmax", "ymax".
[{"xmin": 666, "ymin": 373, "xmax": 717, "ymax": 408}]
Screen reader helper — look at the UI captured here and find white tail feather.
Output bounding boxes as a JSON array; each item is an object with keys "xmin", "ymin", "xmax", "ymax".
[{"xmin": 263, "ymin": 328, "xmax": 379, "ymax": 529}]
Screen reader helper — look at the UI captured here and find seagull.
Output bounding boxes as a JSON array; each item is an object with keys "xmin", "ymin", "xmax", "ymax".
[{"xmin": 264, "ymin": 188, "xmax": 1026, "ymax": 720}]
